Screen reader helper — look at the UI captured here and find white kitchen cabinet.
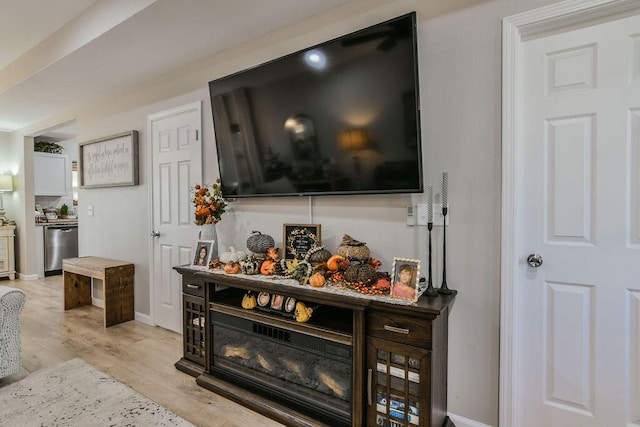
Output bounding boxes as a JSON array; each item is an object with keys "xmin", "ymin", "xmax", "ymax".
[
  {"xmin": 34, "ymin": 152, "xmax": 69, "ymax": 196},
  {"xmin": 0, "ymin": 225, "xmax": 16, "ymax": 280}
]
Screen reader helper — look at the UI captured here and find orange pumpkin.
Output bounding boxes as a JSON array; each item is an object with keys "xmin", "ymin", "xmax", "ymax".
[
  {"xmin": 260, "ymin": 259, "xmax": 276, "ymax": 275},
  {"xmin": 224, "ymin": 262, "xmax": 240, "ymax": 274},
  {"xmin": 327, "ymin": 255, "xmax": 345, "ymax": 272},
  {"xmin": 309, "ymin": 272, "xmax": 326, "ymax": 287}
]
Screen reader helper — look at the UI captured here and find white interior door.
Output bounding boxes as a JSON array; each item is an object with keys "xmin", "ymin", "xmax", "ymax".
[
  {"xmin": 149, "ymin": 102, "xmax": 201, "ymax": 333},
  {"xmin": 508, "ymin": 9, "xmax": 640, "ymax": 427}
]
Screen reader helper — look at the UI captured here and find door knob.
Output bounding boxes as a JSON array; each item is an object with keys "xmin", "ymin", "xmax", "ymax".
[
  {"xmin": 151, "ymin": 230, "xmax": 160, "ymax": 238},
  {"xmin": 527, "ymin": 253, "xmax": 543, "ymax": 268}
]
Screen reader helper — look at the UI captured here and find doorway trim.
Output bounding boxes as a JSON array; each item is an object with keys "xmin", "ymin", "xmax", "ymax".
[{"xmin": 500, "ymin": 0, "xmax": 640, "ymax": 425}]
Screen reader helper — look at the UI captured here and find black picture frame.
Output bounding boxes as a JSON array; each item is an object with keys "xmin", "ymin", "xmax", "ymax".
[{"xmin": 283, "ymin": 223, "xmax": 321, "ymax": 260}]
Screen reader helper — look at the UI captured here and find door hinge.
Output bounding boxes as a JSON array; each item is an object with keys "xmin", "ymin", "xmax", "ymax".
[{"xmin": 196, "ymin": 130, "xmax": 199, "ymax": 141}]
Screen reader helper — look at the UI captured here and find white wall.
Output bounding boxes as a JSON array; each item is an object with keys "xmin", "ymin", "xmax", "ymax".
[
  {"xmin": 0, "ymin": 132, "xmax": 16, "ymax": 221},
  {"xmin": 6, "ymin": 0, "xmax": 568, "ymax": 425}
]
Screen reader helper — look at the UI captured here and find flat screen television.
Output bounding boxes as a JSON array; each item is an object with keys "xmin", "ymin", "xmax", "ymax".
[{"xmin": 209, "ymin": 12, "xmax": 422, "ymax": 198}]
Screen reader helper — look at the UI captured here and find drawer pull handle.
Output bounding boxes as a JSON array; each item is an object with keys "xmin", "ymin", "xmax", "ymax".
[
  {"xmin": 367, "ymin": 368, "xmax": 373, "ymax": 406},
  {"xmin": 384, "ymin": 325, "xmax": 410, "ymax": 334},
  {"xmin": 186, "ymin": 284, "xmax": 200, "ymax": 289}
]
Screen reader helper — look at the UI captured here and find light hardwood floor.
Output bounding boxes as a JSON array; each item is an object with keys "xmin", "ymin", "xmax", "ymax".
[{"xmin": 0, "ymin": 276, "xmax": 283, "ymax": 427}]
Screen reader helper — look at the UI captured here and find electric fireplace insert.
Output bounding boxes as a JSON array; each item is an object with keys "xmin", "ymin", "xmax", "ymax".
[{"xmin": 209, "ymin": 287, "xmax": 355, "ymax": 426}]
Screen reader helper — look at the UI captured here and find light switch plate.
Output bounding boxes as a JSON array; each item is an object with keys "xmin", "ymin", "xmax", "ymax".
[{"xmin": 88, "ymin": 205, "xmax": 94, "ymax": 216}]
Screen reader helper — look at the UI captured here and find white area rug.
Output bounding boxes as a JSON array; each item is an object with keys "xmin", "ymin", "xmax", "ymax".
[{"xmin": 0, "ymin": 358, "xmax": 194, "ymax": 426}]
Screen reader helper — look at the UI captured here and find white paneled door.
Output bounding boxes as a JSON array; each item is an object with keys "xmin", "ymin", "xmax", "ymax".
[
  {"xmin": 511, "ymin": 9, "xmax": 640, "ymax": 427},
  {"xmin": 149, "ymin": 102, "xmax": 202, "ymax": 333}
]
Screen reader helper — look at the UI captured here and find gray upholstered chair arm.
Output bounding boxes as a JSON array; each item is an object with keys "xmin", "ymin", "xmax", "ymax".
[{"xmin": 0, "ymin": 285, "xmax": 26, "ymax": 378}]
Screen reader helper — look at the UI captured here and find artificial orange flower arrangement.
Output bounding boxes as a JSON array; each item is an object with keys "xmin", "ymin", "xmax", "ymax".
[{"xmin": 192, "ymin": 179, "xmax": 227, "ymax": 225}]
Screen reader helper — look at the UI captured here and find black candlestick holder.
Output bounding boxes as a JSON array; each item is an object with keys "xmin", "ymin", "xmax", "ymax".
[
  {"xmin": 425, "ymin": 222, "xmax": 438, "ymax": 297},
  {"xmin": 439, "ymin": 205, "xmax": 453, "ymax": 294}
]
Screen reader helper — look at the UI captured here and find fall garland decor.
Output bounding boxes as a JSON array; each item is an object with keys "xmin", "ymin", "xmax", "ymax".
[{"xmin": 192, "ymin": 179, "xmax": 227, "ymax": 225}]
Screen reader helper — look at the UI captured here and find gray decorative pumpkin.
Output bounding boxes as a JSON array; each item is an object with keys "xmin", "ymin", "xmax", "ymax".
[
  {"xmin": 246, "ymin": 231, "xmax": 275, "ymax": 254},
  {"xmin": 307, "ymin": 247, "xmax": 332, "ymax": 264}
]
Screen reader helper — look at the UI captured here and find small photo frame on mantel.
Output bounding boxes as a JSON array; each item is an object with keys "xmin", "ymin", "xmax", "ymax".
[
  {"xmin": 390, "ymin": 257, "xmax": 421, "ymax": 302},
  {"xmin": 193, "ymin": 241, "xmax": 213, "ymax": 268},
  {"xmin": 283, "ymin": 223, "xmax": 321, "ymax": 260},
  {"xmin": 270, "ymin": 294, "xmax": 284, "ymax": 311}
]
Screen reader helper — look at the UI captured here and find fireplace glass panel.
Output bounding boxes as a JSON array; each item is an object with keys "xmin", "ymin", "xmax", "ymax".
[
  {"xmin": 210, "ymin": 309, "xmax": 353, "ymax": 425},
  {"xmin": 213, "ymin": 323, "xmax": 352, "ymax": 401}
]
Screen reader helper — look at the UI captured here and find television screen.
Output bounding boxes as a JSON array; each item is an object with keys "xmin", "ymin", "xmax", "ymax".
[{"xmin": 209, "ymin": 12, "xmax": 422, "ymax": 198}]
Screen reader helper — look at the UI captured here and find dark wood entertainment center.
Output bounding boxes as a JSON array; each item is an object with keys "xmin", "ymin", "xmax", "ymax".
[{"xmin": 174, "ymin": 266, "xmax": 456, "ymax": 427}]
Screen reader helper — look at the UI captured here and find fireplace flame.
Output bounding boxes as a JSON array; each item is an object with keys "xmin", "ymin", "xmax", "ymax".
[
  {"xmin": 256, "ymin": 354, "xmax": 273, "ymax": 372},
  {"xmin": 318, "ymin": 371, "xmax": 346, "ymax": 398},
  {"xmin": 282, "ymin": 359, "xmax": 304, "ymax": 378},
  {"xmin": 223, "ymin": 345, "xmax": 251, "ymax": 360}
]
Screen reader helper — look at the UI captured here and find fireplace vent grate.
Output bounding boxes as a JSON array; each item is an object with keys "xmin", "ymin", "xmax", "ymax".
[{"xmin": 252, "ymin": 322, "xmax": 291, "ymax": 343}]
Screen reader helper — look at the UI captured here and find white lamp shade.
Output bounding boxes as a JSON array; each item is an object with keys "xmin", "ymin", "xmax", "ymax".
[{"xmin": 0, "ymin": 175, "xmax": 13, "ymax": 192}]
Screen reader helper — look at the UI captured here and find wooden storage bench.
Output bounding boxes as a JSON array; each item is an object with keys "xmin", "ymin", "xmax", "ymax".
[{"xmin": 63, "ymin": 256, "xmax": 134, "ymax": 327}]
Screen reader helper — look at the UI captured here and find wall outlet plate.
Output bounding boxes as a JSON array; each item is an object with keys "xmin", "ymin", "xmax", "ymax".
[{"xmin": 406, "ymin": 204, "xmax": 415, "ymax": 226}]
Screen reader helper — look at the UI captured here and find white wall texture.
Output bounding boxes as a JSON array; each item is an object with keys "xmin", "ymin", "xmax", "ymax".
[{"xmin": 5, "ymin": 0, "xmax": 569, "ymax": 425}]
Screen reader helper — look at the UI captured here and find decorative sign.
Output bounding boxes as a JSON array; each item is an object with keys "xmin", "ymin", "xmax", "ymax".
[
  {"xmin": 283, "ymin": 223, "xmax": 321, "ymax": 260},
  {"xmin": 79, "ymin": 131, "xmax": 139, "ymax": 188}
]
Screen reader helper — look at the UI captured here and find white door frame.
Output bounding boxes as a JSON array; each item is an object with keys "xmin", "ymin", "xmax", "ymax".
[
  {"xmin": 500, "ymin": 0, "xmax": 640, "ymax": 425},
  {"xmin": 147, "ymin": 100, "xmax": 202, "ymax": 327}
]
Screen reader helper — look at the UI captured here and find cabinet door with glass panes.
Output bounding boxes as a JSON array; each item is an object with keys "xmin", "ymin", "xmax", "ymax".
[
  {"xmin": 367, "ymin": 336, "xmax": 431, "ymax": 427},
  {"xmin": 183, "ymin": 293, "xmax": 206, "ymax": 366}
]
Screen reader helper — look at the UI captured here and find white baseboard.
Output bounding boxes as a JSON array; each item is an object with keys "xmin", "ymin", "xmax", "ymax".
[
  {"xmin": 135, "ymin": 312, "xmax": 152, "ymax": 325},
  {"xmin": 449, "ymin": 413, "xmax": 494, "ymax": 427},
  {"xmin": 18, "ymin": 273, "xmax": 39, "ymax": 281}
]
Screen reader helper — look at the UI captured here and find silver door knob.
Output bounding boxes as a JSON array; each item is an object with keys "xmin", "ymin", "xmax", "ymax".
[
  {"xmin": 527, "ymin": 253, "xmax": 543, "ymax": 268},
  {"xmin": 151, "ymin": 230, "xmax": 160, "ymax": 238}
]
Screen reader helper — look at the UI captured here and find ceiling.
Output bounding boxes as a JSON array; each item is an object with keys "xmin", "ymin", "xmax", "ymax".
[{"xmin": 0, "ymin": 0, "xmax": 351, "ymax": 134}]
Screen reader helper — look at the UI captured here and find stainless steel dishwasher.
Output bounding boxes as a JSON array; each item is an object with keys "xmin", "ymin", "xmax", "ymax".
[{"xmin": 44, "ymin": 224, "xmax": 78, "ymax": 275}]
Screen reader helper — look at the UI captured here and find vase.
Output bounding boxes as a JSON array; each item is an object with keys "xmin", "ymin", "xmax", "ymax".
[{"xmin": 198, "ymin": 223, "xmax": 218, "ymax": 260}]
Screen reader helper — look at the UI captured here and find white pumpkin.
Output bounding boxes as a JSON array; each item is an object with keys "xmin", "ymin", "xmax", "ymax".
[{"xmin": 219, "ymin": 246, "xmax": 246, "ymax": 264}]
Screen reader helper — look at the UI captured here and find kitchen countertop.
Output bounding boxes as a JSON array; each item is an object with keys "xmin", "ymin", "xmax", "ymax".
[{"xmin": 36, "ymin": 219, "xmax": 78, "ymax": 226}]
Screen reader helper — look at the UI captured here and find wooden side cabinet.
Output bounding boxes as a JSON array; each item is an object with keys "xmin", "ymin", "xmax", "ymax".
[
  {"xmin": 0, "ymin": 225, "xmax": 16, "ymax": 280},
  {"xmin": 175, "ymin": 272, "xmax": 207, "ymax": 377},
  {"xmin": 367, "ymin": 336, "xmax": 430, "ymax": 426},
  {"xmin": 367, "ymin": 300, "xmax": 454, "ymax": 427}
]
